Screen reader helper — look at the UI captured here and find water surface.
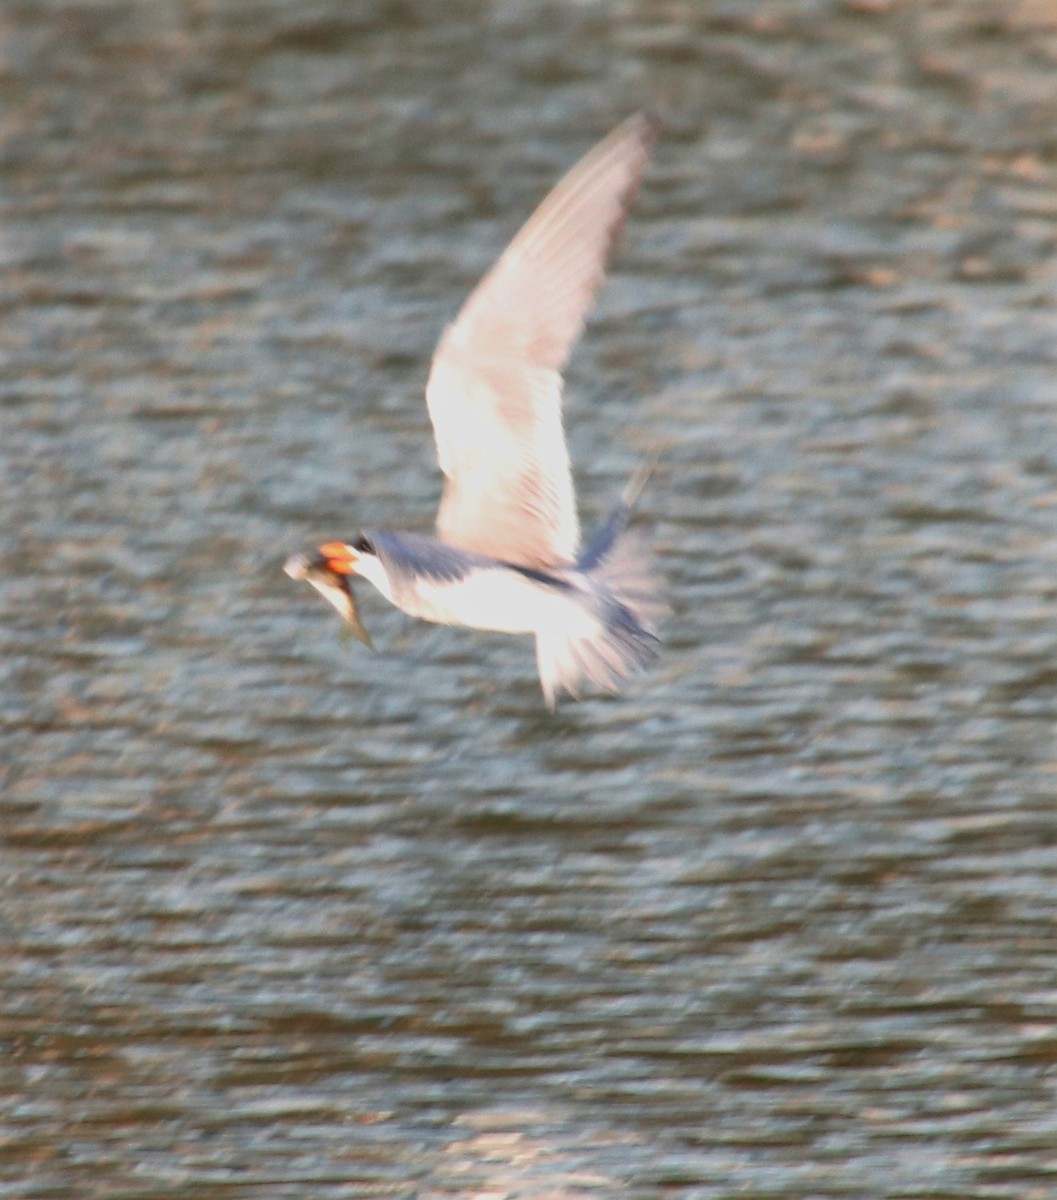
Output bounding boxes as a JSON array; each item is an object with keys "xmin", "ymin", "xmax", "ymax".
[{"xmin": 3, "ymin": 2, "xmax": 1057, "ymax": 1196}]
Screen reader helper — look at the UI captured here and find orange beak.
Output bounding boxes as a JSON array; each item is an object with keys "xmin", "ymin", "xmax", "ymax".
[{"xmin": 319, "ymin": 541, "xmax": 359, "ymax": 575}]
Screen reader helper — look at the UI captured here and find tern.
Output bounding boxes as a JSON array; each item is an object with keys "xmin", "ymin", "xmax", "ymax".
[{"xmin": 285, "ymin": 115, "xmax": 666, "ymax": 706}]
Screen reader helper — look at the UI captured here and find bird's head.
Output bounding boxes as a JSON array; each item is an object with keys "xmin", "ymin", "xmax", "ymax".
[
  {"xmin": 318, "ymin": 534, "xmax": 376, "ymax": 578},
  {"xmin": 316, "ymin": 534, "xmax": 393, "ymax": 601}
]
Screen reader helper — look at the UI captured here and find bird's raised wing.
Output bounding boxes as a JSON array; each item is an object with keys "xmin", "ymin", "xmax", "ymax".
[{"xmin": 425, "ymin": 114, "xmax": 653, "ymax": 570}]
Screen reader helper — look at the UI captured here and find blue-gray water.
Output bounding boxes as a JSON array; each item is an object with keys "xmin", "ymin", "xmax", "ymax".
[{"xmin": 3, "ymin": 2, "xmax": 1057, "ymax": 1196}]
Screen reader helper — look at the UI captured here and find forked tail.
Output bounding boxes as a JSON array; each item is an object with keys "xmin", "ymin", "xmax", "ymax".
[{"xmin": 535, "ymin": 464, "xmax": 667, "ymax": 707}]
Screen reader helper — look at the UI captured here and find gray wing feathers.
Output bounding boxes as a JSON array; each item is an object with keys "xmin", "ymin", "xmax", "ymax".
[{"xmin": 426, "ymin": 114, "xmax": 654, "ymax": 570}]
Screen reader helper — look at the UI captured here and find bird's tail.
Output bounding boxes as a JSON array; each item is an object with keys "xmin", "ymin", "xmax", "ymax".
[{"xmin": 535, "ymin": 464, "xmax": 667, "ymax": 707}]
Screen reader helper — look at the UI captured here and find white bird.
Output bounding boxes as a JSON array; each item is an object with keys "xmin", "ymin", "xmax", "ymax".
[{"xmin": 286, "ymin": 115, "xmax": 666, "ymax": 707}]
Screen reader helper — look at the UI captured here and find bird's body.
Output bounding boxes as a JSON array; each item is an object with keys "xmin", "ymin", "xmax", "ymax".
[
  {"xmin": 286, "ymin": 115, "xmax": 666, "ymax": 706},
  {"xmin": 353, "ymin": 532, "xmax": 565, "ymax": 633}
]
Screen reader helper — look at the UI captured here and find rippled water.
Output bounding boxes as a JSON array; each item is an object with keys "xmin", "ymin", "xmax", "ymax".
[{"xmin": 4, "ymin": 2, "xmax": 1057, "ymax": 1196}]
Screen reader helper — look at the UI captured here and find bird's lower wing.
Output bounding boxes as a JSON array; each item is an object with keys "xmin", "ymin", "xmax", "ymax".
[
  {"xmin": 428, "ymin": 344, "xmax": 579, "ymax": 569},
  {"xmin": 424, "ymin": 115, "xmax": 654, "ymax": 569}
]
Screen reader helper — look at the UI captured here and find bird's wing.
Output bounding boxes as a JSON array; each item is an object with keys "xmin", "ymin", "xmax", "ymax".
[{"xmin": 425, "ymin": 114, "xmax": 653, "ymax": 569}]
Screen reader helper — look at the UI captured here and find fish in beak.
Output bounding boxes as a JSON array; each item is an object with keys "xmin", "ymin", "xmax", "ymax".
[{"xmin": 283, "ymin": 550, "xmax": 372, "ymax": 647}]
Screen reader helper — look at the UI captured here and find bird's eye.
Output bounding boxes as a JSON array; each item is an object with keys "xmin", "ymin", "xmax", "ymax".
[{"xmin": 353, "ymin": 534, "xmax": 374, "ymax": 554}]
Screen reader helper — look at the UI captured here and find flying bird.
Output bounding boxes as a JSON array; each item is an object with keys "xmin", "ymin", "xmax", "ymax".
[{"xmin": 285, "ymin": 115, "xmax": 666, "ymax": 706}]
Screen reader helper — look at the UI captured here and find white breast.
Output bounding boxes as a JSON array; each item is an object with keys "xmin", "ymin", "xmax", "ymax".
[{"xmin": 400, "ymin": 567, "xmax": 581, "ymax": 636}]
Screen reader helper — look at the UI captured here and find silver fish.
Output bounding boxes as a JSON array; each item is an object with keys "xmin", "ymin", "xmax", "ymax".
[{"xmin": 283, "ymin": 552, "xmax": 373, "ymax": 647}]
